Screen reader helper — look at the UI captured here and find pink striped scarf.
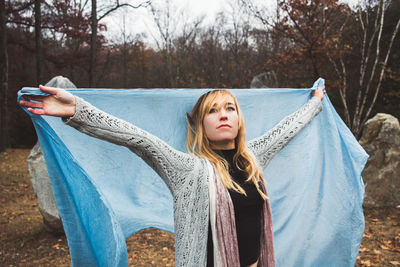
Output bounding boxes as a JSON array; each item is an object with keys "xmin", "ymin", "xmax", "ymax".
[{"xmin": 213, "ymin": 167, "xmax": 276, "ymax": 267}]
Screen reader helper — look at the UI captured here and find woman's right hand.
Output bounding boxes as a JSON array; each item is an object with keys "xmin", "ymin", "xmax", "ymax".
[
  {"xmin": 19, "ymin": 85, "xmax": 76, "ymax": 117},
  {"xmin": 311, "ymin": 86, "xmax": 325, "ymax": 101}
]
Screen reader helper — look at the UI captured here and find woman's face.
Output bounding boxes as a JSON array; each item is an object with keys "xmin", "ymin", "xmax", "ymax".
[{"xmin": 202, "ymin": 94, "xmax": 239, "ymax": 150}]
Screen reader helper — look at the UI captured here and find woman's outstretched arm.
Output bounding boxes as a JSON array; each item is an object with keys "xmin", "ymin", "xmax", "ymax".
[
  {"xmin": 248, "ymin": 87, "xmax": 324, "ymax": 169},
  {"xmin": 20, "ymin": 86, "xmax": 195, "ymax": 194}
]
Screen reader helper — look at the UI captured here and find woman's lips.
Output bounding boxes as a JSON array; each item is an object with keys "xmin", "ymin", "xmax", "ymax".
[{"xmin": 217, "ymin": 124, "xmax": 231, "ymax": 129}]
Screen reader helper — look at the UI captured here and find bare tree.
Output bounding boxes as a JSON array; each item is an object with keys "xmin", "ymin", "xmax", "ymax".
[
  {"xmin": 89, "ymin": 0, "xmax": 97, "ymax": 87},
  {"xmin": 147, "ymin": 0, "xmax": 204, "ymax": 87},
  {"xmin": 121, "ymin": 14, "xmax": 129, "ymax": 88},
  {"xmin": 148, "ymin": 0, "xmax": 179, "ymax": 87},
  {"xmin": 89, "ymin": 0, "xmax": 150, "ymax": 87},
  {"xmin": 195, "ymin": 13, "xmax": 226, "ymax": 87},
  {"xmin": 329, "ymin": 0, "xmax": 400, "ymax": 137},
  {"xmin": 174, "ymin": 11, "xmax": 204, "ymax": 87},
  {"xmin": 0, "ymin": 0, "xmax": 8, "ymax": 152},
  {"xmin": 34, "ymin": 0, "xmax": 42, "ymax": 84},
  {"xmin": 224, "ymin": 1, "xmax": 252, "ymax": 86}
]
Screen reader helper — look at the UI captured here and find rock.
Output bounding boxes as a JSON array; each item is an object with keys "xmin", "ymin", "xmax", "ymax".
[
  {"xmin": 27, "ymin": 76, "xmax": 76, "ymax": 233},
  {"xmin": 250, "ymin": 72, "xmax": 278, "ymax": 88},
  {"xmin": 359, "ymin": 113, "xmax": 400, "ymax": 207},
  {"xmin": 45, "ymin": 75, "xmax": 77, "ymax": 89},
  {"xmin": 28, "ymin": 142, "xmax": 63, "ymax": 233}
]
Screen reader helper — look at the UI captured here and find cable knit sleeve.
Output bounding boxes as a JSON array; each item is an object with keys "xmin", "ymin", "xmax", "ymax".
[
  {"xmin": 62, "ymin": 96, "xmax": 195, "ymax": 193},
  {"xmin": 248, "ymin": 96, "xmax": 322, "ymax": 169}
]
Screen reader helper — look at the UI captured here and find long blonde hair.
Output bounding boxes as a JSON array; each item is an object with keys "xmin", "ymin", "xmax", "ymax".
[{"xmin": 186, "ymin": 90, "xmax": 267, "ymax": 199}]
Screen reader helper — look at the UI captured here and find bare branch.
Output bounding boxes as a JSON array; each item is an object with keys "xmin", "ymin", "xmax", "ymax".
[
  {"xmin": 98, "ymin": 0, "xmax": 151, "ymax": 21},
  {"xmin": 240, "ymin": 0, "xmax": 274, "ymax": 29},
  {"xmin": 6, "ymin": 19, "xmax": 56, "ymax": 30},
  {"xmin": 81, "ymin": 0, "xmax": 90, "ymax": 11},
  {"xmin": 358, "ymin": 7, "xmax": 365, "ymax": 32},
  {"xmin": 339, "ymin": 54, "xmax": 351, "ymax": 125},
  {"xmin": 8, "ymin": 0, "xmax": 35, "ymax": 13}
]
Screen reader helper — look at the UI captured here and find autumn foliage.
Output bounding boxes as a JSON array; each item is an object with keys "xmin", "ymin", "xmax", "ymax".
[{"xmin": 0, "ymin": 0, "xmax": 399, "ymax": 148}]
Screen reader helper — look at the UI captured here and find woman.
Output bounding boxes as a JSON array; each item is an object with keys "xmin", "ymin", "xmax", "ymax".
[{"xmin": 20, "ymin": 85, "xmax": 324, "ymax": 267}]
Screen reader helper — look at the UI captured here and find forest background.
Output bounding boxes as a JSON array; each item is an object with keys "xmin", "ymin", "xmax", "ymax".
[{"xmin": 0, "ymin": 0, "xmax": 399, "ymax": 151}]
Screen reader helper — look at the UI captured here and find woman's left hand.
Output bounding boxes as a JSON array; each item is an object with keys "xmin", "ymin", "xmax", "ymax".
[{"xmin": 312, "ymin": 86, "xmax": 325, "ymax": 100}]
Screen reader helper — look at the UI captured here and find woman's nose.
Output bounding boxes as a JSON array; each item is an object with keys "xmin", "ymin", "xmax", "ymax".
[{"xmin": 219, "ymin": 109, "xmax": 228, "ymax": 120}]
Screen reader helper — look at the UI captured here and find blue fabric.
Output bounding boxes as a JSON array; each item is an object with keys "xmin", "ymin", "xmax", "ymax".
[{"xmin": 18, "ymin": 80, "xmax": 368, "ymax": 267}]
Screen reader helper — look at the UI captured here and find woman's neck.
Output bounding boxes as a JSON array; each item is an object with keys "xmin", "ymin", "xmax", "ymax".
[{"xmin": 210, "ymin": 140, "xmax": 235, "ymax": 150}]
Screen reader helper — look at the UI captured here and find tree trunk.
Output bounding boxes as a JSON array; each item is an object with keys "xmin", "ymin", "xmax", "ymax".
[
  {"xmin": 0, "ymin": 0, "xmax": 9, "ymax": 152},
  {"xmin": 35, "ymin": 0, "xmax": 42, "ymax": 85},
  {"xmin": 89, "ymin": 0, "xmax": 97, "ymax": 87},
  {"xmin": 122, "ymin": 15, "xmax": 127, "ymax": 88}
]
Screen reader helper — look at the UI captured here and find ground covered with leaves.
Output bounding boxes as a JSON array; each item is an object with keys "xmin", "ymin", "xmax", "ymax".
[{"xmin": 1, "ymin": 149, "xmax": 399, "ymax": 266}]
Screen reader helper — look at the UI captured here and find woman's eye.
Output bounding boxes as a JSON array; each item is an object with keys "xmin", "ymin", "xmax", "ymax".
[
  {"xmin": 209, "ymin": 108, "xmax": 217, "ymax": 113},
  {"xmin": 227, "ymin": 106, "xmax": 236, "ymax": 111}
]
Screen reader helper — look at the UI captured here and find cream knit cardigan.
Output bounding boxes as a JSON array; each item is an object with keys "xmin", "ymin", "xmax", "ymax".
[{"xmin": 64, "ymin": 95, "xmax": 322, "ymax": 267}]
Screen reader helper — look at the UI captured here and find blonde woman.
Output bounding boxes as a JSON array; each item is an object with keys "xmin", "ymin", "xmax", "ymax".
[{"xmin": 20, "ymin": 85, "xmax": 324, "ymax": 267}]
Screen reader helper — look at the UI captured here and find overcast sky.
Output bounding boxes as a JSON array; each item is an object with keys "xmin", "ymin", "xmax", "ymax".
[
  {"xmin": 102, "ymin": 0, "xmax": 357, "ymax": 45},
  {"xmin": 103, "ymin": 0, "xmax": 268, "ymax": 44}
]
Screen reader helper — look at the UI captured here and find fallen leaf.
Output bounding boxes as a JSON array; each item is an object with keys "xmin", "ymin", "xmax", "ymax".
[
  {"xmin": 361, "ymin": 259, "xmax": 371, "ymax": 266},
  {"xmin": 390, "ymin": 261, "xmax": 400, "ymax": 266},
  {"xmin": 373, "ymin": 249, "xmax": 381, "ymax": 254},
  {"xmin": 363, "ymin": 232, "xmax": 373, "ymax": 238}
]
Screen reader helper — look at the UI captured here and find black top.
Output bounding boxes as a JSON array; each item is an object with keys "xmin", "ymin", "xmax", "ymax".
[{"xmin": 207, "ymin": 148, "xmax": 264, "ymax": 267}]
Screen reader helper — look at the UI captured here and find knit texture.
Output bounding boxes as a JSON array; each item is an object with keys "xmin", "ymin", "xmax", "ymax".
[{"xmin": 63, "ymin": 95, "xmax": 322, "ymax": 267}]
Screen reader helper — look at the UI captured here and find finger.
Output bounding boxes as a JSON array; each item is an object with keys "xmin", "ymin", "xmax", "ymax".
[
  {"xmin": 27, "ymin": 107, "xmax": 45, "ymax": 115},
  {"xmin": 20, "ymin": 95, "xmax": 45, "ymax": 101},
  {"xmin": 39, "ymin": 85, "xmax": 59, "ymax": 94},
  {"xmin": 19, "ymin": 100, "xmax": 44, "ymax": 108}
]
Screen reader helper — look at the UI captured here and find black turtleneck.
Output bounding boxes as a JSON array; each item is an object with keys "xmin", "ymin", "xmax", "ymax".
[{"xmin": 207, "ymin": 148, "xmax": 264, "ymax": 267}]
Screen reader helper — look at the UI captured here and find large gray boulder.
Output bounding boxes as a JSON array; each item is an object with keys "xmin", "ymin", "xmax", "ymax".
[
  {"xmin": 28, "ymin": 142, "xmax": 63, "ymax": 233},
  {"xmin": 250, "ymin": 72, "xmax": 278, "ymax": 88},
  {"xmin": 359, "ymin": 113, "xmax": 400, "ymax": 207},
  {"xmin": 27, "ymin": 76, "xmax": 76, "ymax": 233},
  {"xmin": 45, "ymin": 75, "xmax": 77, "ymax": 89}
]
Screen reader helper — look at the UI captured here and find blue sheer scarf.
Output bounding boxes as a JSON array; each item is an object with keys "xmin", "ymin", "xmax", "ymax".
[{"xmin": 18, "ymin": 79, "xmax": 368, "ymax": 266}]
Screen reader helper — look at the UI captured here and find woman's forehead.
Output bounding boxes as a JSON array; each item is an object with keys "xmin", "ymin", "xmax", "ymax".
[{"xmin": 209, "ymin": 94, "xmax": 236, "ymax": 106}]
